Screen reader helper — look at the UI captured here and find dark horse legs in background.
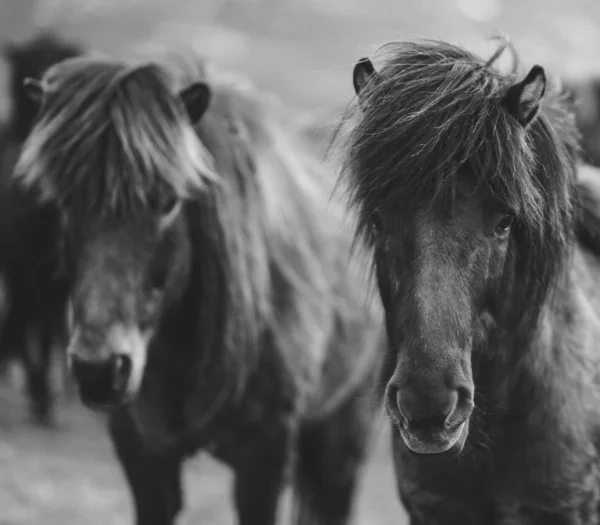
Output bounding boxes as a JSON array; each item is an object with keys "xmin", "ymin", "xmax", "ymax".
[
  {"xmin": 0, "ymin": 31, "xmax": 82, "ymax": 424},
  {"xmin": 109, "ymin": 365, "xmax": 377, "ymax": 525},
  {"xmin": 109, "ymin": 409, "xmax": 184, "ymax": 525},
  {"xmin": 21, "ymin": 323, "xmax": 53, "ymax": 423},
  {"xmin": 294, "ymin": 389, "xmax": 375, "ymax": 524}
]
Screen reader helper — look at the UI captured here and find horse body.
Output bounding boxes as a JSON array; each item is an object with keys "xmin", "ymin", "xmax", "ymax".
[
  {"xmin": 15, "ymin": 54, "xmax": 385, "ymax": 525},
  {"xmin": 337, "ymin": 39, "xmax": 600, "ymax": 524},
  {"xmin": 0, "ymin": 32, "xmax": 82, "ymax": 423},
  {"xmin": 566, "ymin": 78, "xmax": 600, "ymax": 167}
]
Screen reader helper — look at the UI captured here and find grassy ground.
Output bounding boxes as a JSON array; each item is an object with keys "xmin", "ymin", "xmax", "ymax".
[{"xmin": 0, "ymin": 0, "xmax": 599, "ymax": 524}]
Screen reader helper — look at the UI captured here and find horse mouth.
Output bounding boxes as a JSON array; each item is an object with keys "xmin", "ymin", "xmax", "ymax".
[
  {"xmin": 77, "ymin": 386, "xmax": 134, "ymax": 412},
  {"xmin": 398, "ymin": 421, "xmax": 467, "ymax": 455},
  {"xmin": 69, "ymin": 354, "xmax": 134, "ymax": 411}
]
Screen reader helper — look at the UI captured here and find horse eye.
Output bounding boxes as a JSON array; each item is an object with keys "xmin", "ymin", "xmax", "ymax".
[
  {"xmin": 149, "ymin": 263, "xmax": 168, "ymax": 292},
  {"xmin": 148, "ymin": 247, "xmax": 171, "ymax": 292},
  {"xmin": 370, "ymin": 210, "xmax": 383, "ymax": 233},
  {"xmin": 494, "ymin": 213, "xmax": 514, "ymax": 236},
  {"xmin": 161, "ymin": 196, "xmax": 179, "ymax": 217}
]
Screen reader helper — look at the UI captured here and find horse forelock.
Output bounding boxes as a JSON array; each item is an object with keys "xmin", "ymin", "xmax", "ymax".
[
  {"xmin": 336, "ymin": 39, "xmax": 579, "ymax": 334},
  {"xmin": 14, "ymin": 56, "xmax": 218, "ymax": 218}
]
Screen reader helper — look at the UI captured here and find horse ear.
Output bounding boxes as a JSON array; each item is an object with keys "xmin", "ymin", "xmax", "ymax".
[
  {"xmin": 179, "ymin": 82, "xmax": 211, "ymax": 125},
  {"xmin": 353, "ymin": 57, "xmax": 379, "ymax": 98},
  {"xmin": 23, "ymin": 77, "xmax": 44, "ymax": 105},
  {"xmin": 504, "ymin": 65, "xmax": 546, "ymax": 127}
]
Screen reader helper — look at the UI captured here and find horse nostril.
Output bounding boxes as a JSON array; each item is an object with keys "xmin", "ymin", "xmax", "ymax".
[
  {"xmin": 385, "ymin": 384, "xmax": 408, "ymax": 428},
  {"xmin": 111, "ymin": 354, "xmax": 132, "ymax": 394},
  {"xmin": 449, "ymin": 385, "xmax": 475, "ymax": 426}
]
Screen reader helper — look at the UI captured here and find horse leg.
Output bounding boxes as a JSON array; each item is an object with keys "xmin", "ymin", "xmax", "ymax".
[
  {"xmin": 21, "ymin": 323, "xmax": 53, "ymax": 425},
  {"xmin": 108, "ymin": 407, "xmax": 184, "ymax": 525},
  {"xmin": 294, "ymin": 393, "xmax": 374, "ymax": 525},
  {"xmin": 228, "ymin": 417, "xmax": 294, "ymax": 525}
]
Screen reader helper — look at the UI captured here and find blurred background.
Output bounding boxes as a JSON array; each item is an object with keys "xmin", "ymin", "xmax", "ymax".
[
  {"xmin": 0, "ymin": 0, "xmax": 599, "ymax": 524},
  {"xmin": 2, "ymin": 0, "xmax": 600, "ymax": 121}
]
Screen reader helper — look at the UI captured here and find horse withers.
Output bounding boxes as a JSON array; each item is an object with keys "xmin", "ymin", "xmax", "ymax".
[
  {"xmin": 336, "ymin": 38, "xmax": 600, "ymax": 524},
  {"xmin": 13, "ymin": 53, "xmax": 386, "ymax": 525}
]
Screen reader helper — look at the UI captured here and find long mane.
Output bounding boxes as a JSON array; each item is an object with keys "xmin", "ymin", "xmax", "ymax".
[
  {"xmin": 13, "ymin": 53, "xmax": 379, "ymax": 418},
  {"xmin": 15, "ymin": 56, "xmax": 218, "ymax": 217},
  {"xmin": 335, "ymin": 39, "xmax": 580, "ymax": 335},
  {"xmin": 185, "ymin": 68, "xmax": 379, "ymax": 415}
]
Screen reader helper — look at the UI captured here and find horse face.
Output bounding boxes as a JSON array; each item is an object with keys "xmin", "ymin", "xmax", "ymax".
[
  {"xmin": 375, "ymin": 179, "xmax": 513, "ymax": 455},
  {"xmin": 64, "ymin": 201, "xmax": 190, "ymax": 409}
]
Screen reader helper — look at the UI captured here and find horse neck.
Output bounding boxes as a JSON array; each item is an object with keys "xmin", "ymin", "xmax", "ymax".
[{"xmin": 472, "ymin": 256, "xmax": 589, "ymax": 428}]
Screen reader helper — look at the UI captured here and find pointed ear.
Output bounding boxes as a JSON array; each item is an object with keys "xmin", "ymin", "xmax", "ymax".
[
  {"xmin": 23, "ymin": 77, "xmax": 44, "ymax": 105},
  {"xmin": 353, "ymin": 57, "xmax": 379, "ymax": 97},
  {"xmin": 179, "ymin": 82, "xmax": 211, "ymax": 125},
  {"xmin": 503, "ymin": 65, "xmax": 546, "ymax": 127}
]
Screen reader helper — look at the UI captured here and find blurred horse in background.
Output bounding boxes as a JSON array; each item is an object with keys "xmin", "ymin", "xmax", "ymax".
[
  {"xmin": 336, "ymin": 38, "xmax": 600, "ymax": 524},
  {"xmin": 14, "ymin": 52, "xmax": 386, "ymax": 525},
  {"xmin": 0, "ymin": 32, "xmax": 82, "ymax": 424},
  {"xmin": 564, "ymin": 76, "xmax": 600, "ymax": 167}
]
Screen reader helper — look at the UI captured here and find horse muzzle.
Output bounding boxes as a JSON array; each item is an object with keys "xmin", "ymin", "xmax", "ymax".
[
  {"xmin": 398, "ymin": 419, "xmax": 468, "ymax": 456},
  {"xmin": 69, "ymin": 353, "xmax": 134, "ymax": 410}
]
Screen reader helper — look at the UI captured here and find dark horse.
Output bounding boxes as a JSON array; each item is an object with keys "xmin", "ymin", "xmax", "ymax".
[
  {"xmin": 14, "ymin": 53, "xmax": 385, "ymax": 524},
  {"xmin": 0, "ymin": 32, "xmax": 82, "ymax": 423},
  {"xmin": 336, "ymin": 39, "xmax": 600, "ymax": 524},
  {"xmin": 565, "ymin": 76, "xmax": 600, "ymax": 167}
]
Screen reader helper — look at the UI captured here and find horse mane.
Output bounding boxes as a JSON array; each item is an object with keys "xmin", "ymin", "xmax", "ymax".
[
  {"xmin": 14, "ymin": 56, "xmax": 218, "ymax": 217},
  {"xmin": 185, "ymin": 68, "xmax": 379, "ymax": 416},
  {"xmin": 3, "ymin": 32, "xmax": 84, "ymax": 142},
  {"xmin": 335, "ymin": 39, "xmax": 580, "ymax": 335},
  {"xmin": 14, "ymin": 52, "xmax": 378, "ymax": 418}
]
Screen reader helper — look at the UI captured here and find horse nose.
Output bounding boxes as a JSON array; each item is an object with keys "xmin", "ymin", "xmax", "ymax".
[
  {"xmin": 386, "ymin": 383, "xmax": 472, "ymax": 430},
  {"xmin": 69, "ymin": 353, "xmax": 132, "ymax": 408}
]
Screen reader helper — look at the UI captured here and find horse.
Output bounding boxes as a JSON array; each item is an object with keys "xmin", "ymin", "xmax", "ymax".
[
  {"xmin": 3, "ymin": 32, "xmax": 84, "ymax": 142},
  {"xmin": 0, "ymin": 32, "xmax": 83, "ymax": 424},
  {"xmin": 564, "ymin": 76, "xmax": 600, "ymax": 167},
  {"xmin": 13, "ymin": 53, "xmax": 386, "ymax": 525},
  {"xmin": 335, "ymin": 38, "xmax": 600, "ymax": 524}
]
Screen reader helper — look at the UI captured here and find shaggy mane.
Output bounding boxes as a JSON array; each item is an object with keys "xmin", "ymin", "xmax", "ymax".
[
  {"xmin": 15, "ymin": 56, "xmax": 218, "ymax": 217},
  {"xmin": 335, "ymin": 38, "xmax": 580, "ymax": 334}
]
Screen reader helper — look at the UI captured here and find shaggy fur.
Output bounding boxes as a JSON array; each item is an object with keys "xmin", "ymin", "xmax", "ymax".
[
  {"xmin": 14, "ymin": 52, "xmax": 386, "ymax": 525},
  {"xmin": 0, "ymin": 32, "xmax": 82, "ymax": 424},
  {"xmin": 336, "ymin": 39, "xmax": 600, "ymax": 524}
]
